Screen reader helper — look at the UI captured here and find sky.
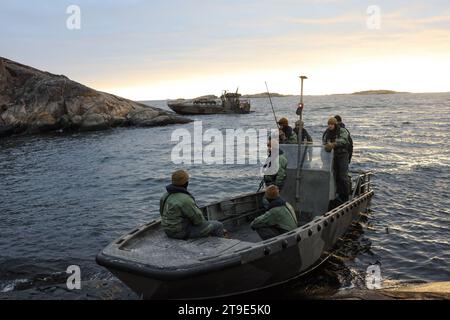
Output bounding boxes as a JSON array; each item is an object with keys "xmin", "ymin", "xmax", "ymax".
[{"xmin": 1, "ymin": 0, "xmax": 450, "ymax": 100}]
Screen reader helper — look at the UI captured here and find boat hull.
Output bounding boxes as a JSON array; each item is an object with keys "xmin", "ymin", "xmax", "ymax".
[
  {"xmin": 167, "ymin": 103, "xmax": 251, "ymax": 115},
  {"xmin": 97, "ymin": 191, "xmax": 373, "ymax": 299}
]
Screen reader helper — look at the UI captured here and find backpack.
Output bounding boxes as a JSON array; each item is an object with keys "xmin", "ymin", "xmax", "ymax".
[{"xmin": 346, "ymin": 129, "xmax": 353, "ymax": 163}]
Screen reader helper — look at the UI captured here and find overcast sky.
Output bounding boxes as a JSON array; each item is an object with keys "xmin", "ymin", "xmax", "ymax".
[{"xmin": 1, "ymin": 0, "xmax": 450, "ymax": 100}]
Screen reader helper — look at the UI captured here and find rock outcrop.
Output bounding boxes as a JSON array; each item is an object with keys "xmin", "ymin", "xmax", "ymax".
[
  {"xmin": 0, "ymin": 57, "xmax": 191, "ymax": 137},
  {"xmin": 319, "ymin": 281, "xmax": 450, "ymax": 300}
]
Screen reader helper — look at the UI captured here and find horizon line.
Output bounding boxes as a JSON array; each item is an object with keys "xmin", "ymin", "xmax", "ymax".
[{"xmin": 136, "ymin": 90, "xmax": 450, "ymax": 102}]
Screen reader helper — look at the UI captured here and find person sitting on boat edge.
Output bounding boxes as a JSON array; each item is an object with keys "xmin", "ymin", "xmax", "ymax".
[
  {"xmin": 263, "ymin": 139, "xmax": 288, "ymax": 191},
  {"xmin": 160, "ymin": 170, "xmax": 225, "ymax": 240},
  {"xmin": 278, "ymin": 117, "xmax": 298, "ymax": 144},
  {"xmin": 251, "ymin": 186, "xmax": 298, "ymax": 240}
]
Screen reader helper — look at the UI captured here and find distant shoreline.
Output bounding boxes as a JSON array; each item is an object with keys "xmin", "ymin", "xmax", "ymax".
[
  {"xmin": 242, "ymin": 90, "xmax": 409, "ymax": 98},
  {"xmin": 241, "ymin": 93, "xmax": 294, "ymax": 98},
  {"xmin": 152, "ymin": 91, "xmax": 448, "ymax": 102},
  {"xmin": 350, "ymin": 90, "xmax": 409, "ymax": 95}
]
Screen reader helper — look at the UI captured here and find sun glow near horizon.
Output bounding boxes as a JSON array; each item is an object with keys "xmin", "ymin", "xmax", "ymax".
[
  {"xmin": 2, "ymin": 1, "xmax": 450, "ymax": 101},
  {"xmin": 97, "ymin": 22, "xmax": 450, "ymax": 100},
  {"xmin": 101, "ymin": 53, "xmax": 450, "ymax": 101}
]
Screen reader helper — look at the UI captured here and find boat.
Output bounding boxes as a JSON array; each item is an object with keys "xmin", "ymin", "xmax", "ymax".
[
  {"xmin": 167, "ymin": 91, "xmax": 251, "ymax": 115},
  {"xmin": 96, "ymin": 144, "xmax": 374, "ymax": 299}
]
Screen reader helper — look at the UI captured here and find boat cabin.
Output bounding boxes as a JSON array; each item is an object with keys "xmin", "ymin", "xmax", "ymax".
[{"xmin": 279, "ymin": 145, "xmax": 336, "ymax": 224}]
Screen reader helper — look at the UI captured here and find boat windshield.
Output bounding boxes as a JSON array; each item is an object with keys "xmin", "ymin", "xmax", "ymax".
[{"xmin": 280, "ymin": 145, "xmax": 333, "ymax": 172}]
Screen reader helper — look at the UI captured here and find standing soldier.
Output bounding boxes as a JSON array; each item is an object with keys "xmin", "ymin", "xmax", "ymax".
[
  {"xmin": 334, "ymin": 115, "xmax": 353, "ymax": 163},
  {"xmin": 322, "ymin": 117, "xmax": 351, "ymax": 202},
  {"xmin": 334, "ymin": 115, "xmax": 346, "ymax": 128},
  {"xmin": 294, "ymin": 120, "xmax": 313, "ymax": 144},
  {"xmin": 263, "ymin": 139, "xmax": 288, "ymax": 191},
  {"xmin": 278, "ymin": 117, "xmax": 298, "ymax": 144}
]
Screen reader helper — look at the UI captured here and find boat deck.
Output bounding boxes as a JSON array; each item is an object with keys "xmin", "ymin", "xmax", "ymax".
[
  {"xmin": 227, "ymin": 222, "xmax": 261, "ymax": 243},
  {"xmin": 111, "ymin": 222, "xmax": 261, "ymax": 269}
]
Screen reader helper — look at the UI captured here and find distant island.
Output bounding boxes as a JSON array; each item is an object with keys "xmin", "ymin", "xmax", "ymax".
[
  {"xmin": 242, "ymin": 93, "xmax": 293, "ymax": 98},
  {"xmin": 351, "ymin": 90, "xmax": 408, "ymax": 95}
]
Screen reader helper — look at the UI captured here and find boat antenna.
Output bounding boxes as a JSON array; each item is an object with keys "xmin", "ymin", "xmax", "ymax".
[
  {"xmin": 256, "ymin": 82, "xmax": 280, "ymax": 192},
  {"xmin": 295, "ymin": 75, "xmax": 308, "ymax": 215},
  {"xmin": 265, "ymin": 81, "xmax": 280, "ymax": 129}
]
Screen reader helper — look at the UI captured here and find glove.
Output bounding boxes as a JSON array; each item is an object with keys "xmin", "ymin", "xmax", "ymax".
[
  {"xmin": 325, "ymin": 143, "xmax": 335, "ymax": 152},
  {"xmin": 279, "ymin": 130, "xmax": 286, "ymax": 142}
]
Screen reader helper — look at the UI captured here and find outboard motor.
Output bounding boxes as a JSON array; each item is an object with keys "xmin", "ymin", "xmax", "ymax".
[{"xmin": 280, "ymin": 145, "xmax": 336, "ymax": 225}]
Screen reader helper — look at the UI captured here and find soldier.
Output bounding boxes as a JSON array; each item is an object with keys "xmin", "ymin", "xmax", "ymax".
[
  {"xmin": 294, "ymin": 120, "xmax": 313, "ymax": 144},
  {"xmin": 334, "ymin": 115, "xmax": 346, "ymax": 128},
  {"xmin": 334, "ymin": 115, "xmax": 353, "ymax": 163},
  {"xmin": 278, "ymin": 117, "xmax": 298, "ymax": 144},
  {"xmin": 263, "ymin": 139, "xmax": 288, "ymax": 190},
  {"xmin": 160, "ymin": 170, "xmax": 225, "ymax": 239},
  {"xmin": 251, "ymin": 185, "xmax": 298, "ymax": 240},
  {"xmin": 322, "ymin": 117, "xmax": 351, "ymax": 202}
]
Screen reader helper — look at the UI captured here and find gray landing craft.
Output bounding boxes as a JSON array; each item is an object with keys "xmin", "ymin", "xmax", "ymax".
[
  {"xmin": 167, "ymin": 91, "xmax": 251, "ymax": 115},
  {"xmin": 97, "ymin": 145, "xmax": 374, "ymax": 299}
]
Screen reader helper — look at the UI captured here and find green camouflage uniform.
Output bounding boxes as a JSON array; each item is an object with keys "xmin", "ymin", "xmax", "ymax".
[
  {"xmin": 286, "ymin": 132, "xmax": 298, "ymax": 144},
  {"xmin": 264, "ymin": 152, "xmax": 288, "ymax": 189},
  {"xmin": 160, "ymin": 191, "xmax": 205, "ymax": 235},
  {"xmin": 251, "ymin": 201, "xmax": 298, "ymax": 232},
  {"xmin": 322, "ymin": 126, "xmax": 351, "ymax": 201}
]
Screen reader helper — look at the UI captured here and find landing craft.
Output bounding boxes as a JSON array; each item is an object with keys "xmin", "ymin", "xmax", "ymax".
[
  {"xmin": 167, "ymin": 90, "xmax": 251, "ymax": 115},
  {"xmin": 97, "ymin": 78, "xmax": 374, "ymax": 299}
]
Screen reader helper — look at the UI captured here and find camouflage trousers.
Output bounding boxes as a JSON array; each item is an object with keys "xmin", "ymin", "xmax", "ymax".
[{"xmin": 167, "ymin": 220, "xmax": 224, "ymax": 240}]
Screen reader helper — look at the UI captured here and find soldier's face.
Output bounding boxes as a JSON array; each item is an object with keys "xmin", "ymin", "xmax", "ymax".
[{"xmin": 328, "ymin": 124, "xmax": 336, "ymax": 131}]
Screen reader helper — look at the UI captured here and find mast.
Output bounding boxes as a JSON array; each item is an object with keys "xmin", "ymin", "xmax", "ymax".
[{"xmin": 295, "ymin": 76, "xmax": 308, "ymax": 214}]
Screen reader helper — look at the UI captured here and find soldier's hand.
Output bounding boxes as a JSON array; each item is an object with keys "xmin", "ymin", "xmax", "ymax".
[
  {"xmin": 279, "ymin": 130, "xmax": 286, "ymax": 140},
  {"xmin": 324, "ymin": 143, "xmax": 334, "ymax": 152}
]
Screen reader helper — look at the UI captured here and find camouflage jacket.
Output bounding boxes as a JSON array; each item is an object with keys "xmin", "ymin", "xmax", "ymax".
[
  {"xmin": 251, "ymin": 198, "xmax": 298, "ymax": 232},
  {"xmin": 281, "ymin": 126, "xmax": 298, "ymax": 144},
  {"xmin": 322, "ymin": 126, "xmax": 350, "ymax": 152},
  {"xmin": 159, "ymin": 185, "xmax": 205, "ymax": 235},
  {"xmin": 263, "ymin": 151, "xmax": 288, "ymax": 189}
]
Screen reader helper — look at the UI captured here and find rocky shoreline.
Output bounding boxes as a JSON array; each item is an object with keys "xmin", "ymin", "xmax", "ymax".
[{"xmin": 0, "ymin": 57, "xmax": 191, "ymax": 138}]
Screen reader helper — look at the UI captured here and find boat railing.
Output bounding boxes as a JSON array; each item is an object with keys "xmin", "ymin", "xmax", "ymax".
[{"xmin": 350, "ymin": 170, "xmax": 373, "ymax": 199}]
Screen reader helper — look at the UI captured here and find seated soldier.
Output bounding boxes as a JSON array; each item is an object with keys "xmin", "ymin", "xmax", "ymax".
[
  {"xmin": 251, "ymin": 185, "xmax": 298, "ymax": 240},
  {"xmin": 160, "ymin": 170, "xmax": 225, "ymax": 239}
]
